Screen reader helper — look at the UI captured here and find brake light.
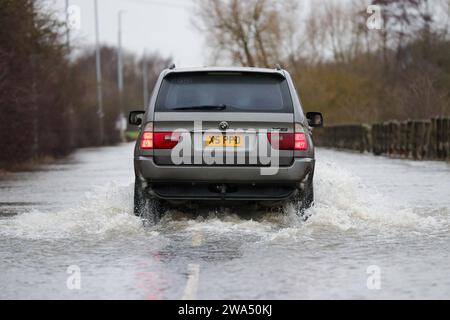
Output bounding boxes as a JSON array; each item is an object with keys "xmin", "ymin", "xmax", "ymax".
[
  {"xmin": 140, "ymin": 124, "xmax": 180, "ymax": 150},
  {"xmin": 140, "ymin": 132, "xmax": 153, "ymax": 149},
  {"xmin": 294, "ymin": 133, "xmax": 308, "ymax": 150},
  {"xmin": 153, "ymin": 132, "xmax": 181, "ymax": 149},
  {"xmin": 267, "ymin": 124, "xmax": 308, "ymax": 151},
  {"xmin": 267, "ymin": 133, "xmax": 294, "ymax": 150}
]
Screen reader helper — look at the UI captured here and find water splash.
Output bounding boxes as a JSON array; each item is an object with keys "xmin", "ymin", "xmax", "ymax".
[
  {"xmin": 155, "ymin": 160, "xmax": 444, "ymax": 240},
  {"xmin": 305, "ymin": 160, "xmax": 441, "ymax": 231},
  {"xmin": 0, "ymin": 182, "xmax": 143, "ymax": 240},
  {"xmin": 0, "ymin": 160, "xmax": 445, "ymax": 241}
]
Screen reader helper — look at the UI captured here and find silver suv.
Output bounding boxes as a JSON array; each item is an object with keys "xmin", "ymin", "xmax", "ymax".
[{"xmin": 129, "ymin": 66, "xmax": 323, "ymax": 222}]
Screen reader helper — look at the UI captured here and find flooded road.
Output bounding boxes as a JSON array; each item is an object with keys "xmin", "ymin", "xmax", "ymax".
[{"xmin": 1, "ymin": 143, "xmax": 449, "ymax": 299}]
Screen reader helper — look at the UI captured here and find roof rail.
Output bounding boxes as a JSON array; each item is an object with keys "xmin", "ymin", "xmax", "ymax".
[
  {"xmin": 275, "ymin": 64, "xmax": 282, "ymax": 70},
  {"xmin": 169, "ymin": 63, "xmax": 176, "ymax": 70}
]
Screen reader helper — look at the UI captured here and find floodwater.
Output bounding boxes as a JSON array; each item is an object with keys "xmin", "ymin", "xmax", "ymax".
[{"xmin": 0, "ymin": 143, "xmax": 449, "ymax": 299}]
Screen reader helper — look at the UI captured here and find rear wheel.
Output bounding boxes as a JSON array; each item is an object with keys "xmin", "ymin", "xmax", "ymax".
[
  {"xmin": 292, "ymin": 173, "xmax": 314, "ymax": 220},
  {"xmin": 134, "ymin": 178, "xmax": 165, "ymax": 224}
]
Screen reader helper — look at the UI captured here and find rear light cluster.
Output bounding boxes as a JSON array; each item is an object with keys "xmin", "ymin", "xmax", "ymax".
[
  {"xmin": 140, "ymin": 122, "xmax": 308, "ymax": 151},
  {"xmin": 267, "ymin": 124, "xmax": 308, "ymax": 151},
  {"xmin": 140, "ymin": 123, "xmax": 181, "ymax": 150}
]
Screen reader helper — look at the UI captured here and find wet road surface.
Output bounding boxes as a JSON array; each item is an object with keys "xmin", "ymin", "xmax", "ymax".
[{"xmin": 0, "ymin": 143, "xmax": 449, "ymax": 299}]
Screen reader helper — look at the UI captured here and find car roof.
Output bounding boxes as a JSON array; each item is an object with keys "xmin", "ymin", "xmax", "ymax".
[{"xmin": 162, "ymin": 66, "xmax": 286, "ymax": 77}]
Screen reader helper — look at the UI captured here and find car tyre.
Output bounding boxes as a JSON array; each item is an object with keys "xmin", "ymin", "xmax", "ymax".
[
  {"xmin": 293, "ymin": 173, "xmax": 314, "ymax": 220},
  {"xmin": 134, "ymin": 177, "xmax": 165, "ymax": 224}
]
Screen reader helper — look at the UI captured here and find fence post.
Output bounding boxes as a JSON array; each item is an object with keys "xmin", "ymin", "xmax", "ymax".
[
  {"xmin": 422, "ymin": 120, "xmax": 431, "ymax": 159},
  {"xmin": 429, "ymin": 118, "xmax": 438, "ymax": 159},
  {"xmin": 402, "ymin": 121, "xmax": 407, "ymax": 158},
  {"xmin": 412, "ymin": 121, "xmax": 420, "ymax": 160},
  {"xmin": 383, "ymin": 122, "xmax": 389, "ymax": 155},
  {"xmin": 445, "ymin": 118, "xmax": 450, "ymax": 160},
  {"xmin": 406, "ymin": 120, "xmax": 413, "ymax": 159},
  {"xmin": 372, "ymin": 123, "xmax": 380, "ymax": 155},
  {"xmin": 362, "ymin": 124, "xmax": 371, "ymax": 153},
  {"xmin": 437, "ymin": 118, "xmax": 444, "ymax": 159}
]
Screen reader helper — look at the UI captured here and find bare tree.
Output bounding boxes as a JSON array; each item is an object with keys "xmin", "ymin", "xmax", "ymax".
[{"xmin": 193, "ymin": 0, "xmax": 299, "ymax": 67}]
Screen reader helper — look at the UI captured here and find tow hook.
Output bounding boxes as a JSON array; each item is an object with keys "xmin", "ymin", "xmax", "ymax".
[{"xmin": 220, "ymin": 184, "xmax": 227, "ymax": 199}]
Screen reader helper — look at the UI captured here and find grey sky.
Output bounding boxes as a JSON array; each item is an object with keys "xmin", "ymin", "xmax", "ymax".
[
  {"xmin": 42, "ymin": 0, "xmax": 449, "ymax": 68},
  {"xmin": 46, "ymin": 0, "xmax": 203, "ymax": 66},
  {"xmin": 44, "ymin": 0, "xmax": 319, "ymax": 67}
]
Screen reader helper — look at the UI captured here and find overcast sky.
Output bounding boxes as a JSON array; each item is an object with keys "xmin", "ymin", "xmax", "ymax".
[
  {"xmin": 45, "ymin": 0, "xmax": 203, "ymax": 66},
  {"xmin": 41, "ymin": 0, "xmax": 449, "ymax": 68}
]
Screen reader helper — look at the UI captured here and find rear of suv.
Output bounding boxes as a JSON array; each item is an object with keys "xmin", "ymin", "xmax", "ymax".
[{"xmin": 129, "ymin": 66, "xmax": 323, "ymax": 222}]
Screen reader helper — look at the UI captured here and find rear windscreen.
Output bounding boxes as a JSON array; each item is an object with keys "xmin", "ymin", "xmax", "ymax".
[{"xmin": 155, "ymin": 72, "xmax": 293, "ymax": 113}]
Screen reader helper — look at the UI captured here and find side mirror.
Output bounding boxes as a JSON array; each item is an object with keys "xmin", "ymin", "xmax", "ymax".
[
  {"xmin": 129, "ymin": 111, "xmax": 145, "ymax": 126},
  {"xmin": 306, "ymin": 112, "xmax": 324, "ymax": 127}
]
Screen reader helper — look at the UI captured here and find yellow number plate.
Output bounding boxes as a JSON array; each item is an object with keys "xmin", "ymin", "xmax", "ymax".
[{"xmin": 205, "ymin": 135, "xmax": 243, "ymax": 147}]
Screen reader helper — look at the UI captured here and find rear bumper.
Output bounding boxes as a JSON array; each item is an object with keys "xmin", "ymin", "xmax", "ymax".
[
  {"xmin": 135, "ymin": 156, "xmax": 314, "ymax": 184},
  {"xmin": 149, "ymin": 183, "xmax": 298, "ymax": 201},
  {"xmin": 135, "ymin": 157, "xmax": 313, "ymax": 201}
]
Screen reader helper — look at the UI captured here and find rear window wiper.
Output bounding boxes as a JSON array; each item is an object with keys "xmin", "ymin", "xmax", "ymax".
[{"xmin": 170, "ymin": 104, "xmax": 227, "ymax": 111}]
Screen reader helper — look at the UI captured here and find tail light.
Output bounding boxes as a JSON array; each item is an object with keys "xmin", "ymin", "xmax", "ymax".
[
  {"xmin": 267, "ymin": 124, "xmax": 308, "ymax": 151},
  {"xmin": 154, "ymin": 132, "xmax": 181, "ymax": 149},
  {"xmin": 140, "ymin": 123, "xmax": 181, "ymax": 149},
  {"xmin": 294, "ymin": 132, "xmax": 308, "ymax": 150},
  {"xmin": 140, "ymin": 131, "xmax": 154, "ymax": 149}
]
